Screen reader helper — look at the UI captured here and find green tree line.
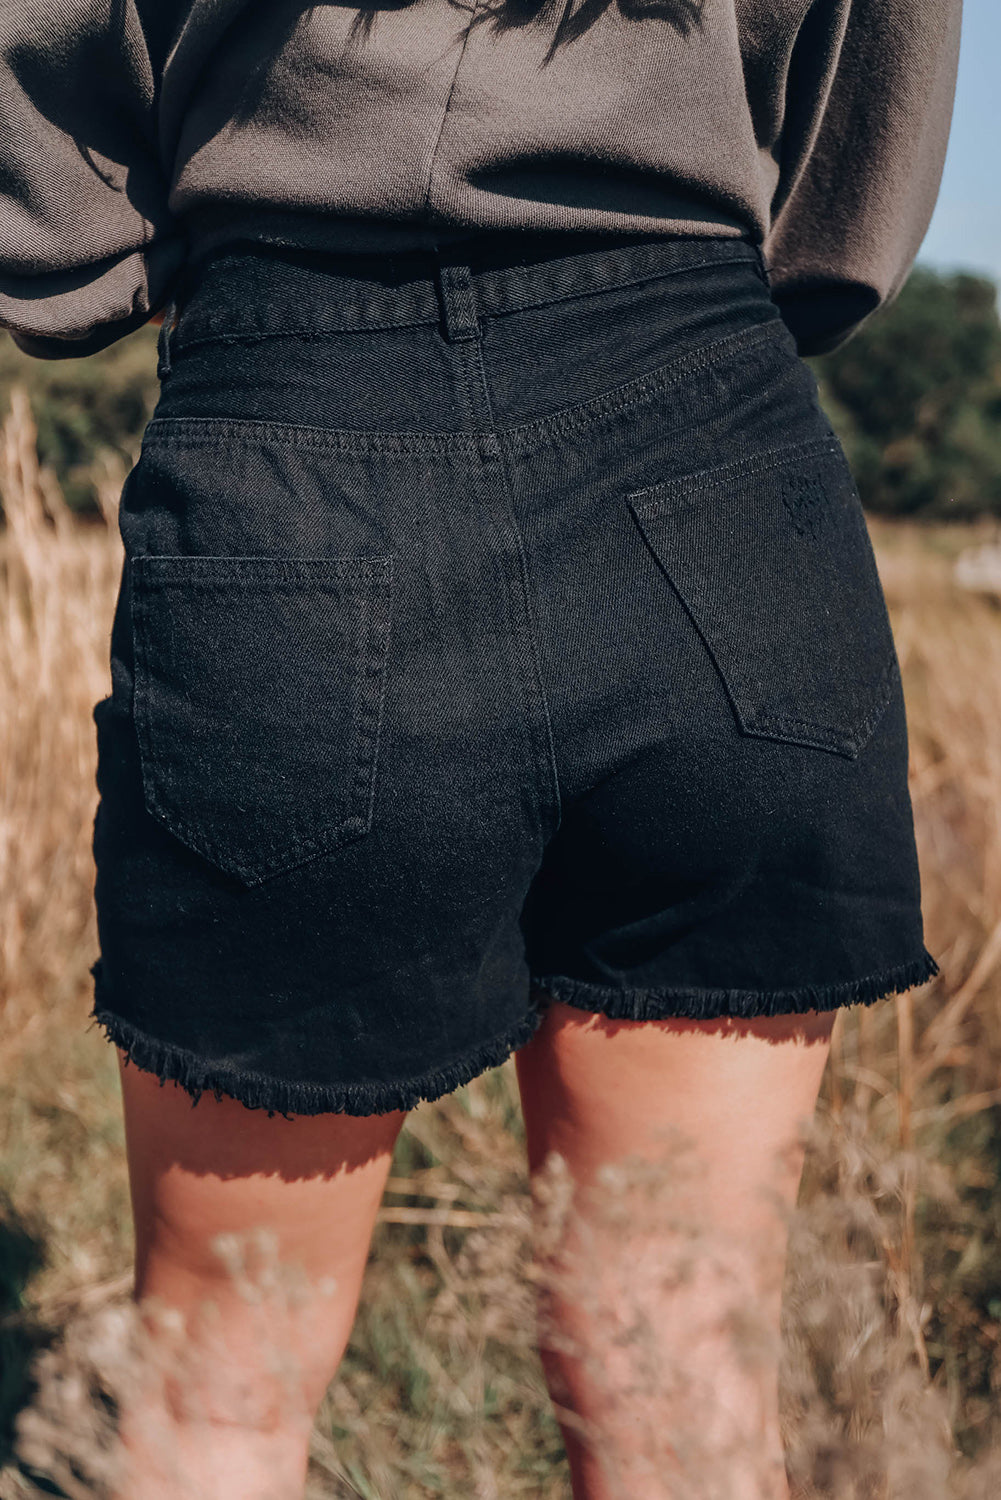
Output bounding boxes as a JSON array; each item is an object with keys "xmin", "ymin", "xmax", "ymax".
[
  {"xmin": 1, "ymin": 262, "xmax": 1000, "ymax": 520},
  {"xmin": 812, "ymin": 265, "xmax": 1001, "ymax": 521}
]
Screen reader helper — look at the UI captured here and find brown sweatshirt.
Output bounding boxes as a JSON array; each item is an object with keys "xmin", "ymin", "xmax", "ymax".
[{"xmin": 0, "ymin": 1, "xmax": 962, "ymax": 361}]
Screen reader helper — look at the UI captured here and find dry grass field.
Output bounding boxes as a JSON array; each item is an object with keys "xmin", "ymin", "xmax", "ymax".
[{"xmin": 2, "ymin": 385, "xmax": 1001, "ymax": 1499}]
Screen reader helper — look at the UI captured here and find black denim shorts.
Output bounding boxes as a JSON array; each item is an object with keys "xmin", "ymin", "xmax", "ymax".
[{"xmin": 89, "ymin": 227, "xmax": 938, "ymax": 1117}]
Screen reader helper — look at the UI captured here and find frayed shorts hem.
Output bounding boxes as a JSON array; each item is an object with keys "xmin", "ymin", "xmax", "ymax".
[
  {"xmin": 88, "ymin": 998, "xmax": 547, "ymax": 1119},
  {"xmin": 528, "ymin": 948, "xmax": 940, "ymax": 1023},
  {"xmin": 88, "ymin": 947, "xmax": 940, "ymax": 1117}
]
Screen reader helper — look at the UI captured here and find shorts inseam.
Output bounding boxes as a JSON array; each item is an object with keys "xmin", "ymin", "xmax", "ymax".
[{"xmin": 529, "ymin": 949, "xmax": 940, "ymax": 1023}]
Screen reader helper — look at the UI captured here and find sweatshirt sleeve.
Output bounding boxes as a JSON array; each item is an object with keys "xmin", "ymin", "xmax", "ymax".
[
  {"xmin": 0, "ymin": 3, "xmax": 187, "ymax": 360},
  {"xmin": 762, "ymin": 0, "xmax": 963, "ymax": 359}
]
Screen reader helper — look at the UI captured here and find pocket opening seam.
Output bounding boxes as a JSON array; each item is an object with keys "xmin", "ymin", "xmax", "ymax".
[
  {"xmin": 627, "ymin": 434, "xmax": 842, "ymax": 517},
  {"xmin": 131, "ymin": 555, "xmax": 393, "ymax": 583}
]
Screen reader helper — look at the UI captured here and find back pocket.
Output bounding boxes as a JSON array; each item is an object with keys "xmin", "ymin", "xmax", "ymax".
[
  {"xmin": 130, "ymin": 554, "xmax": 394, "ymax": 885},
  {"xmin": 626, "ymin": 434, "xmax": 898, "ymax": 759}
]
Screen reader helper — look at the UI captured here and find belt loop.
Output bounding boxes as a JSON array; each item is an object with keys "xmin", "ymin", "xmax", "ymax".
[
  {"xmin": 433, "ymin": 254, "xmax": 481, "ymax": 342},
  {"xmin": 155, "ymin": 296, "xmax": 178, "ymax": 379},
  {"xmin": 754, "ymin": 242, "xmax": 773, "ymax": 292}
]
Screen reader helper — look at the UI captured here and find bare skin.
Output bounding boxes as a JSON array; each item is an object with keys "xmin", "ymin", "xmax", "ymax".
[
  {"xmin": 110, "ymin": 1064, "xmax": 407, "ymax": 1500},
  {"xmin": 514, "ymin": 997, "xmax": 836, "ymax": 1500},
  {"xmin": 109, "ymin": 992, "xmax": 834, "ymax": 1500}
]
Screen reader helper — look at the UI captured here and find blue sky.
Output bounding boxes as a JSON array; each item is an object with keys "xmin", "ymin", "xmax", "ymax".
[{"xmin": 916, "ymin": 0, "xmax": 1000, "ymax": 289}]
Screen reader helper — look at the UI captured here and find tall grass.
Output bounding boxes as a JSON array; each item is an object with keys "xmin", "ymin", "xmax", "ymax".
[{"xmin": 1, "ymin": 385, "xmax": 1001, "ymax": 1498}]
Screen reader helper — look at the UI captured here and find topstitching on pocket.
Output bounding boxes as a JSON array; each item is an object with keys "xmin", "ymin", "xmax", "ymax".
[
  {"xmin": 130, "ymin": 553, "xmax": 395, "ymax": 885},
  {"xmin": 626, "ymin": 434, "xmax": 899, "ymax": 760}
]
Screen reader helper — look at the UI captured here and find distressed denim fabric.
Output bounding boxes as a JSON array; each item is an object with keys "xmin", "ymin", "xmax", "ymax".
[{"xmin": 89, "ymin": 228, "xmax": 938, "ymax": 1117}]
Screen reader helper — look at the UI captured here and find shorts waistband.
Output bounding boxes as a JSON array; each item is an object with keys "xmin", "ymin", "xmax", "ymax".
[{"xmin": 162, "ymin": 230, "xmax": 766, "ymax": 359}]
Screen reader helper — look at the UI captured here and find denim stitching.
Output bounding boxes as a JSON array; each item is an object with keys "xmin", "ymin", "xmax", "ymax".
[
  {"xmin": 470, "ymin": 326, "xmax": 563, "ymax": 836},
  {"xmin": 502, "ymin": 321, "xmax": 789, "ymax": 456},
  {"xmin": 625, "ymin": 433, "xmax": 897, "ymax": 761},
  {"xmin": 130, "ymin": 556, "xmax": 393, "ymax": 580},
  {"xmin": 743, "ymin": 648, "xmax": 900, "ymax": 757},
  {"xmin": 142, "ymin": 317, "xmax": 789, "ymax": 461},
  {"xmin": 169, "ymin": 243, "xmax": 762, "ymax": 352},
  {"xmin": 628, "ymin": 434, "xmax": 844, "ymax": 515},
  {"xmin": 482, "ymin": 246, "xmax": 762, "ymax": 323},
  {"xmin": 355, "ymin": 557, "xmax": 395, "ymax": 841}
]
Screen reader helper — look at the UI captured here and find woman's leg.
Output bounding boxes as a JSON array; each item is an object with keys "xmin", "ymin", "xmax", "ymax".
[
  {"xmin": 514, "ymin": 994, "xmax": 836, "ymax": 1500},
  {"xmin": 110, "ymin": 1053, "xmax": 408, "ymax": 1500}
]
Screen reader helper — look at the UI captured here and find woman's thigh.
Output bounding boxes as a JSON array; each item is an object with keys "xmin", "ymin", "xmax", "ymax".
[
  {"xmin": 117, "ymin": 1056, "xmax": 408, "ymax": 1419},
  {"xmin": 513, "ymin": 995, "xmax": 835, "ymax": 1495},
  {"xmin": 514, "ymin": 994, "xmax": 835, "ymax": 1204}
]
